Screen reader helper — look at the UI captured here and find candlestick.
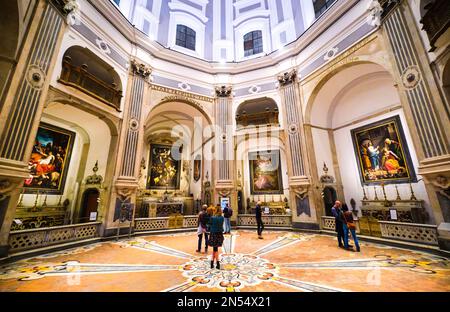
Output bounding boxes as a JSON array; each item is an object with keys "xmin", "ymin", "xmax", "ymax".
[
  {"xmin": 409, "ymin": 183, "xmax": 417, "ymax": 201},
  {"xmin": 381, "ymin": 183, "xmax": 387, "ymax": 201},
  {"xmin": 362, "ymin": 187, "xmax": 368, "ymax": 200},
  {"xmin": 42, "ymin": 192, "xmax": 48, "ymax": 207},
  {"xmin": 395, "ymin": 185, "xmax": 401, "ymax": 200},
  {"xmin": 373, "ymin": 186, "xmax": 379, "ymax": 200}
]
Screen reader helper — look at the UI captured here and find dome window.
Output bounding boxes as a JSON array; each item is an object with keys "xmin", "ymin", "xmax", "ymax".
[
  {"xmin": 176, "ymin": 25, "xmax": 196, "ymax": 51},
  {"xmin": 243, "ymin": 30, "xmax": 263, "ymax": 57}
]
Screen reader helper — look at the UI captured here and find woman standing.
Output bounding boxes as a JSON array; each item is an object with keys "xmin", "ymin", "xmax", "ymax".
[
  {"xmin": 208, "ymin": 205, "xmax": 225, "ymax": 269},
  {"xmin": 342, "ymin": 204, "xmax": 360, "ymax": 252}
]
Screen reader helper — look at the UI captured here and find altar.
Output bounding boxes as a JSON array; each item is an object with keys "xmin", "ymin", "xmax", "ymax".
[{"xmin": 361, "ymin": 199, "xmax": 427, "ymax": 223}]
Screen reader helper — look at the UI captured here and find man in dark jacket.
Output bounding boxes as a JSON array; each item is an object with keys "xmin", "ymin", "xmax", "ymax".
[
  {"xmin": 255, "ymin": 201, "xmax": 264, "ymax": 239},
  {"xmin": 331, "ymin": 201, "xmax": 344, "ymax": 248},
  {"xmin": 196, "ymin": 205, "xmax": 209, "ymax": 253}
]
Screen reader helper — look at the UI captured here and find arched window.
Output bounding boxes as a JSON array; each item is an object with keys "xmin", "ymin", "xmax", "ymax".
[
  {"xmin": 176, "ymin": 25, "xmax": 196, "ymax": 51},
  {"xmin": 243, "ymin": 30, "xmax": 263, "ymax": 57}
]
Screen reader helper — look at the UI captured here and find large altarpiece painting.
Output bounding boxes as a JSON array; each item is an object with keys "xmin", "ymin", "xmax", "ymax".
[
  {"xmin": 147, "ymin": 144, "xmax": 181, "ymax": 190},
  {"xmin": 351, "ymin": 115, "xmax": 417, "ymax": 185},
  {"xmin": 249, "ymin": 150, "xmax": 283, "ymax": 194},
  {"xmin": 24, "ymin": 123, "xmax": 75, "ymax": 194}
]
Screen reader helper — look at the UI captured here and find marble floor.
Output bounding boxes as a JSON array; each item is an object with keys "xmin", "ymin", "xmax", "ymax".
[{"xmin": 0, "ymin": 230, "xmax": 449, "ymax": 292}]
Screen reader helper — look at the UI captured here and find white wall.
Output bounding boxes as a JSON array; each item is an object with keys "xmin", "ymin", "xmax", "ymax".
[{"xmin": 333, "ymin": 109, "xmax": 432, "ymax": 221}]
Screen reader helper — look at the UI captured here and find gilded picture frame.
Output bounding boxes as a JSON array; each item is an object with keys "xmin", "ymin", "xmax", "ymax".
[
  {"xmin": 24, "ymin": 122, "xmax": 76, "ymax": 194},
  {"xmin": 351, "ymin": 115, "xmax": 417, "ymax": 185},
  {"xmin": 249, "ymin": 150, "xmax": 284, "ymax": 194}
]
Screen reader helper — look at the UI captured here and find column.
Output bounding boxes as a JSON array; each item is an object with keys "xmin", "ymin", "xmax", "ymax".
[
  {"xmin": 277, "ymin": 69, "xmax": 319, "ymax": 230},
  {"xmin": 0, "ymin": 0, "xmax": 72, "ymax": 257},
  {"xmin": 214, "ymin": 86, "xmax": 237, "ymax": 223},
  {"xmin": 379, "ymin": 0, "xmax": 450, "ymax": 250},
  {"xmin": 106, "ymin": 59, "xmax": 151, "ymax": 236}
]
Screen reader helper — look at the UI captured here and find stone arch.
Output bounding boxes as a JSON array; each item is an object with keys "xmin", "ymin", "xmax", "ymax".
[{"xmin": 304, "ymin": 60, "xmax": 395, "ymax": 125}]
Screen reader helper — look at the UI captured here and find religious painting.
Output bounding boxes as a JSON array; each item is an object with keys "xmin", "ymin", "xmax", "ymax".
[
  {"xmin": 193, "ymin": 155, "xmax": 201, "ymax": 182},
  {"xmin": 147, "ymin": 144, "xmax": 181, "ymax": 190},
  {"xmin": 351, "ymin": 115, "xmax": 417, "ymax": 185},
  {"xmin": 24, "ymin": 123, "xmax": 75, "ymax": 194},
  {"xmin": 249, "ymin": 150, "xmax": 283, "ymax": 194}
]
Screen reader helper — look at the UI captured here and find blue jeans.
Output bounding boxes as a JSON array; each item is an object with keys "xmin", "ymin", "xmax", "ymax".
[
  {"xmin": 343, "ymin": 224, "xmax": 360, "ymax": 249},
  {"xmin": 223, "ymin": 218, "xmax": 231, "ymax": 233}
]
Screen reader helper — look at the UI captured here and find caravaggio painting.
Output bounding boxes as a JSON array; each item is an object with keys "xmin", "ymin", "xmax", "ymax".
[
  {"xmin": 24, "ymin": 123, "xmax": 75, "ymax": 194},
  {"xmin": 351, "ymin": 115, "xmax": 416, "ymax": 185},
  {"xmin": 249, "ymin": 150, "xmax": 283, "ymax": 194},
  {"xmin": 147, "ymin": 144, "xmax": 181, "ymax": 189}
]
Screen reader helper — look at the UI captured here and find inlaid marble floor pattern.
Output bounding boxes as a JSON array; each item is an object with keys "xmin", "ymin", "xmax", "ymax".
[{"xmin": 0, "ymin": 231, "xmax": 449, "ymax": 292}]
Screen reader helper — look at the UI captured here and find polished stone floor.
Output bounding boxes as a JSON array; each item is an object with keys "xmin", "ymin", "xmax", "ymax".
[{"xmin": 0, "ymin": 230, "xmax": 449, "ymax": 292}]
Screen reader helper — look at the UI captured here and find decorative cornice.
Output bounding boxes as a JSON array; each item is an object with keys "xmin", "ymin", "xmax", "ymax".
[
  {"xmin": 277, "ymin": 69, "xmax": 297, "ymax": 87},
  {"xmin": 131, "ymin": 59, "xmax": 152, "ymax": 80},
  {"xmin": 215, "ymin": 85, "xmax": 233, "ymax": 98}
]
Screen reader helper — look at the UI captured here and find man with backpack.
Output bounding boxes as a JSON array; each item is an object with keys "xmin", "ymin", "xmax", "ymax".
[
  {"xmin": 196, "ymin": 205, "xmax": 210, "ymax": 253},
  {"xmin": 223, "ymin": 203, "xmax": 233, "ymax": 234}
]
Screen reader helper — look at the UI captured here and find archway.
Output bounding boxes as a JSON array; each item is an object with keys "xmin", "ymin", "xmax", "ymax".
[
  {"xmin": 79, "ymin": 188, "xmax": 100, "ymax": 223},
  {"xmin": 305, "ymin": 62, "xmax": 433, "ymax": 223},
  {"xmin": 139, "ymin": 100, "xmax": 213, "ymax": 217},
  {"xmin": 235, "ymin": 97, "xmax": 279, "ymax": 128}
]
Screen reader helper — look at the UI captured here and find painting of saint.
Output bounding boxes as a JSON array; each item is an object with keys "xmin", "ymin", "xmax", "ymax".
[
  {"xmin": 249, "ymin": 150, "xmax": 283, "ymax": 194},
  {"xmin": 351, "ymin": 115, "xmax": 416, "ymax": 185},
  {"xmin": 147, "ymin": 144, "xmax": 181, "ymax": 189},
  {"xmin": 24, "ymin": 123, "xmax": 75, "ymax": 194}
]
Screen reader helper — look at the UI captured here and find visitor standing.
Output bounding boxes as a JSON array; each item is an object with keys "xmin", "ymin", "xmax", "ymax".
[
  {"xmin": 196, "ymin": 205, "xmax": 210, "ymax": 253},
  {"xmin": 223, "ymin": 203, "xmax": 233, "ymax": 234},
  {"xmin": 331, "ymin": 200, "xmax": 344, "ymax": 248},
  {"xmin": 208, "ymin": 205, "xmax": 224, "ymax": 269},
  {"xmin": 255, "ymin": 201, "xmax": 264, "ymax": 239},
  {"xmin": 342, "ymin": 204, "xmax": 360, "ymax": 252}
]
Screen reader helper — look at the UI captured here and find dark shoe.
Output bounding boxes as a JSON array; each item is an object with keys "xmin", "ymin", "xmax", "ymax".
[
  {"xmin": 204, "ymin": 248, "xmax": 208, "ymax": 253},
  {"xmin": 356, "ymin": 247, "xmax": 360, "ymax": 252},
  {"xmin": 345, "ymin": 247, "xmax": 354, "ymax": 251},
  {"xmin": 216, "ymin": 261, "xmax": 220, "ymax": 270},
  {"xmin": 210, "ymin": 261, "xmax": 214, "ymax": 269},
  {"xmin": 338, "ymin": 244, "xmax": 344, "ymax": 248},
  {"xmin": 195, "ymin": 249, "xmax": 201, "ymax": 253},
  {"xmin": 258, "ymin": 235, "xmax": 264, "ymax": 239}
]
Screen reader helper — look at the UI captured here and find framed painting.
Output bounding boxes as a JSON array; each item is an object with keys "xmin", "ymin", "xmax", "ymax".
[
  {"xmin": 24, "ymin": 122, "xmax": 75, "ymax": 194},
  {"xmin": 193, "ymin": 155, "xmax": 201, "ymax": 182},
  {"xmin": 147, "ymin": 144, "xmax": 181, "ymax": 190},
  {"xmin": 249, "ymin": 150, "xmax": 283, "ymax": 194},
  {"xmin": 351, "ymin": 115, "xmax": 417, "ymax": 185}
]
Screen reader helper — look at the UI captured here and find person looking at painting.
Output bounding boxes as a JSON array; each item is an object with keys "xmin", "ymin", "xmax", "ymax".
[
  {"xmin": 196, "ymin": 205, "xmax": 209, "ymax": 253},
  {"xmin": 208, "ymin": 205, "xmax": 224, "ymax": 269},
  {"xmin": 342, "ymin": 204, "xmax": 360, "ymax": 252},
  {"xmin": 255, "ymin": 201, "xmax": 264, "ymax": 239},
  {"xmin": 223, "ymin": 203, "xmax": 232, "ymax": 234}
]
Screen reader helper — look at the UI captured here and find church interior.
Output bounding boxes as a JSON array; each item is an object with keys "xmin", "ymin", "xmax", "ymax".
[{"xmin": 0, "ymin": 0, "xmax": 449, "ymax": 293}]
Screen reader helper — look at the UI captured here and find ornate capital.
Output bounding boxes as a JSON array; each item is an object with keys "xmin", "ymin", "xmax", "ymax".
[
  {"xmin": 49, "ymin": 0, "xmax": 80, "ymax": 24},
  {"xmin": 277, "ymin": 69, "xmax": 297, "ymax": 87},
  {"xmin": 215, "ymin": 85, "xmax": 232, "ymax": 98},
  {"xmin": 130, "ymin": 59, "xmax": 152, "ymax": 80}
]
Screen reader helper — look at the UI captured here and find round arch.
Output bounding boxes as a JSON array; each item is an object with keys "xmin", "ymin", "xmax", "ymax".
[{"xmin": 304, "ymin": 60, "xmax": 395, "ymax": 124}]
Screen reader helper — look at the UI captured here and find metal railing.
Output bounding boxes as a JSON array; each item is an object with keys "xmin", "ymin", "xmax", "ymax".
[{"xmin": 237, "ymin": 214, "xmax": 292, "ymax": 227}]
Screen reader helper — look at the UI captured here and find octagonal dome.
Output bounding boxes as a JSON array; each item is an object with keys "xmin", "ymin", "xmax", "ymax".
[{"xmin": 112, "ymin": 0, "xmax": 337, "ymax": 62}]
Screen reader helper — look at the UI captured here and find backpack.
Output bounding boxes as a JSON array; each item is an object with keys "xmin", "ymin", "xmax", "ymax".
[{"xmin": 224, "ymin": 207, "xmax": 233, "ymax": 218}]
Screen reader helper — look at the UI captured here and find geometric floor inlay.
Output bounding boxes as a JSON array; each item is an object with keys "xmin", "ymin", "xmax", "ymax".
[{"xmin": 1, "ymin": 230, "xmax": 449, "ymax": 292}]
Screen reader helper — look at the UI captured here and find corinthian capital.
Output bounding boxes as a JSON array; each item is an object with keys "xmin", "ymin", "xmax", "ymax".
[
  {"xmin": 130, "ymin": 59, "xmax": 152, "ymax": 80},
  {"xmin": 215, "ymin": 85, "xmax": 233, "ymax": 98},
  {"xmin": 277, "ymin": 69, "xmax": 297, "ymax": 86}
]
